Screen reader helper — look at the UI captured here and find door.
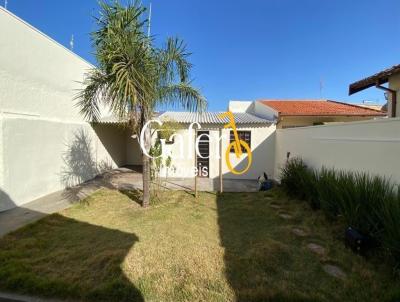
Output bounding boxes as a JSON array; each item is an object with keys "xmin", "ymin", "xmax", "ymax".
[{"xmin": 196, "ymin": 131, "xmax": 209, "ymax": 178}]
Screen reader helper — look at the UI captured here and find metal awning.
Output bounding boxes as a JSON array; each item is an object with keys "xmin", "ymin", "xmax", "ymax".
[{"xmin": 158, "ymin": 112, "xmax": 272, "ymax": 125}]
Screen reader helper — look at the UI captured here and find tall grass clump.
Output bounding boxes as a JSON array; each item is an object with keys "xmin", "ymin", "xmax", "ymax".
[
  {"xmin": 280, "ymin": 157, "xmax": 308, "ymax": 198},
  {"xmin": 336, "ymin": 172, "xmax": 395, "ymax": 237},
  {"xmin": 280, "ymin": 158, "xmax": 319, "ymax": 208},
  {"xmin": 280, "ymin": 157, "xmax": 400, "ymax": 269},
  {"xmin": 378, "ymin": 189, "xmax": 400, "ymax": 267},
  {"xmin": 316, "ymin": 168, "xmax": 341, "ymax": 218}
]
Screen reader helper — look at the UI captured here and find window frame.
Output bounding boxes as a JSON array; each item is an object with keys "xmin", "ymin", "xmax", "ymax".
[{"xmin": 229, "ymin": 130, "xmax": 251, "ymax": 153}]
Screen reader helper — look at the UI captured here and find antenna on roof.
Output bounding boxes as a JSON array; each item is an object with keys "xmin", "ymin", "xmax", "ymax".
[
  {"xmin": 319, "ymin": 77, "xmax": 324, "ymax": 98},
  {"xmin": 4, "ymin": 0, "xmax": 8, "ymax": 10},
  {"xmin": 69, "ymin": 34, "xmax": 74, "ymax": 51},
  {"xmin": 147, "ymin": 2, "xmax": 152, "ymax": 38}
]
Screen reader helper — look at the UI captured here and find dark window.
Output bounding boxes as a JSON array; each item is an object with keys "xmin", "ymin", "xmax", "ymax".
[{"xmin": 230, "ymin": 131, "xmax": 251, "ymax": 153}]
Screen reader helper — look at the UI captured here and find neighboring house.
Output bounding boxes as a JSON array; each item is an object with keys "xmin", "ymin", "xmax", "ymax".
[
  {"xmin": 349, "ymin": 64, "xmax": 400, "ymax": 118},
  {"xmin": 356, "ymin": 103, "xmax": 386, "ymax": 112},
  {"xmin": 253, "ymin": 99, "xmax": 385, "ymax": 128}
]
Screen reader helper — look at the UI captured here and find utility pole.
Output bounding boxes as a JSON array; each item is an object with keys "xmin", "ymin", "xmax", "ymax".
[
  {"xmin": 4, "ymin": 0, "xmax": 8, "ymax": 10},
  {"xmin": 319, "ymin": 77, "xmax": 324, "ymax": 98}
]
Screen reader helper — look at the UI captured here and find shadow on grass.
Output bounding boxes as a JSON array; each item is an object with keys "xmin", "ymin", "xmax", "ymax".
[
  {"xmin": 216, "ymin": 192, "xmax": 318, "ymax": 302},
  {"xmin": 0, "ymin": 213, "xmax": 144, "ymax": 302},
  {"xmin": 119, "ymin": 189, "xmax": 143, "ymax": 207}
]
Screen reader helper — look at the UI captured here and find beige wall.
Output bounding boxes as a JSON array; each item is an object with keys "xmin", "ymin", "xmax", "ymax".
[
  {"xmin": 228, "ymin": 101, "xmax": 279, "ymax": 121},
  {"xmin": 92, "ymin": 124, "xmax": 127, "ymax": 167},
  {"xmin": 252, "ymin": 102, "xmax": 278, "ymax": 121},
  {"xmin": 2, "ymin": 120, "xmax": 122, "ymax": 209},
  {"xmin": 274, "ymin": 118, "xmax": 400, "ymax": 184},
  {"xmin": 0, "ymin": 8, "xmax": 122, "ymax": 210},
  {"xmin": 222, "ymin": 125, "xmax": 276, "ymax": 179},
  {"xmin": 228, "ymin": 101, "xmax": 253, "ymax": 113},
  {"xmin": 158, "ymin": 124, "xmax": 276, "ymax": 180},
  {"xmin": 126, "ymin": 133, "xmax": 143, "ymax": 165},
  {"xmin": 278, "ymin": 115, "xmax": 380, "ymax": 129},
  {"xmin": 389, "ymin": 73, "xmax": 400, "ymax": 118}
]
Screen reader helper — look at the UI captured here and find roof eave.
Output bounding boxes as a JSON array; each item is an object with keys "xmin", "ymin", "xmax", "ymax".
[
  {"xmin": 349, "ymin": 77, "xmax": 388, "ymax": 95},
  {"xmin": 348, "ymin": 64, "xmax": 400, "ymax": 95}
]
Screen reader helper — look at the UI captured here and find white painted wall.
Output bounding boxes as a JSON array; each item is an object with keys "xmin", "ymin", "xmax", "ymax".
[
  {"xmin": 253, "ymin": 102, "xmax": 279, "ymax": 121},
  {"xmin": 274, "ymin": 118, "xmax": 400, "ymax": 184},
  {"xmin": 228, "ymin": 101, "xmax": 254, "ymax": 113},
  {"xmin": 126, "ymin": 134, "xmax": 143, "ymax": 165},
  {"xmin": 228, "ymin": 100, "xmax": 278, "ymax": 121},
  {"xmin": 222, "ymin": 125, "xmax": 276, "ymax": 179},
  {"xmin": 389, "ymin": 73, "xmax": 400, "ymax": 118},
  {"xmin": 0, "ymin": 8, "xmax": 121, "ymax": 211},
  {"xmin": 159, "ymin": 123, "xmax": 276, "ymax": 180}
]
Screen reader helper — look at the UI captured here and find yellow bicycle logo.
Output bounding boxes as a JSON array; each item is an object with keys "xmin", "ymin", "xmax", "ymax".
[{"xmin": 219, "ymin": 111, "xmax": 253, "ymax": 175}]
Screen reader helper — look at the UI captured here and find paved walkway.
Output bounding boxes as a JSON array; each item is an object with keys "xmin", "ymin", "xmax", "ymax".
[{"xmin": 0, "ymin": 167, "xmax": 258, "ymax": 237}]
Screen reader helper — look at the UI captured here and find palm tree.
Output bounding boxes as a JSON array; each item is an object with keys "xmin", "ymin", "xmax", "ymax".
[{"xmin": 76, "ymin": 1, "xmax": 206, "ymax": 207}]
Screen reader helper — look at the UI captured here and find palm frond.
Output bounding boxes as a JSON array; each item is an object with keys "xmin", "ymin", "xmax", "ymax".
[
  {"xmin": 76, "ymin": 1, "xmax": 206, "ymax": 127},
  {"xmin": 158, "ymin": 82, "xmax": 207, "ymax": 112},
  {"xmin": 158, "ymin": 37, "xmax": 192, "ymax": 83},
  {"xmin": 74, "ymin": 69, "xmax": 108, "ymax": 122}
]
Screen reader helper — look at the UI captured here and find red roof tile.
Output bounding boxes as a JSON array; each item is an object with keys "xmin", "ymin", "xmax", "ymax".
[{"xmin": 259, "ymin": 100, "xmax": 386, "ymax": 116}]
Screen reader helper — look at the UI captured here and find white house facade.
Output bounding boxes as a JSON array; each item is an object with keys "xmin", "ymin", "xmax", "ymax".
[{"xmin": 155, "ymin": 111, "xmax": 276, "ymax": 181}]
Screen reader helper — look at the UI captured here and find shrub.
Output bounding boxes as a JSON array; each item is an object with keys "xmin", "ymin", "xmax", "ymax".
[
  {"xmin": 280, "ymin": 158, "xmax": 308, "ymax": 198},
  {"xmin": 378, "ymin": 188, "xmax": 400, "ymax": 267},
  {"xmin": 280, "ymin": 158, "xmax": 320, "ymax": 208},
  {"xmin": 302, "ymin": 168, "xmax": 320, "ymax": 209},
  {"xmin": 315, "ymin": 168, "xmax": 341, "ymax": 219},
  {"xmin": 336, "ymin": 172, "xmax": 395, "ymax": 237},
  {"xmin": 280, "ymin": 158, "xmax": 400, "ymax": 269}
]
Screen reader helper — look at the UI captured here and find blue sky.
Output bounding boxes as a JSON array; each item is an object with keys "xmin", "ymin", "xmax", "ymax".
[{"xmin": 5, "ymin": 0, "xmax": 400, "ymax": 111}]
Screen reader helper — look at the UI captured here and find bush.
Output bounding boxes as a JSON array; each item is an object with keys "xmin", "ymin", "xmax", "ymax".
[
  {"xmin": 314, "ymin": 168, "xmax": 342, "ymax": 219},
  {"xmin": 280, "ymin": 158, "xmax": 400, "ymax": 268},
  {"xmin": 280, "ymin": 158, "xmax": 308, "ymax": 198},
  {"xmin": 280, "ymin": 158, "xmax": 319, "ymax": 209},
  {"xmin": 378, "ymin": 189, "xmax": 400, "ymax": 266},
  {"xmin": 337, "ymin": 172, "xmax": 395, "ymax": 237}
]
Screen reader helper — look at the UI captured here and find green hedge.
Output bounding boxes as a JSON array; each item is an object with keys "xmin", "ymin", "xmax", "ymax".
[{"xmin": 280, "ymin": 157, "xmax": 400, "ymax": 268}]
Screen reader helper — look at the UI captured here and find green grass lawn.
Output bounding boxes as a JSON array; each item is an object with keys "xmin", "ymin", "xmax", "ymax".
[{"xmin": 0, "ymin": 188, "xmax": 398, "ymax": 301}]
